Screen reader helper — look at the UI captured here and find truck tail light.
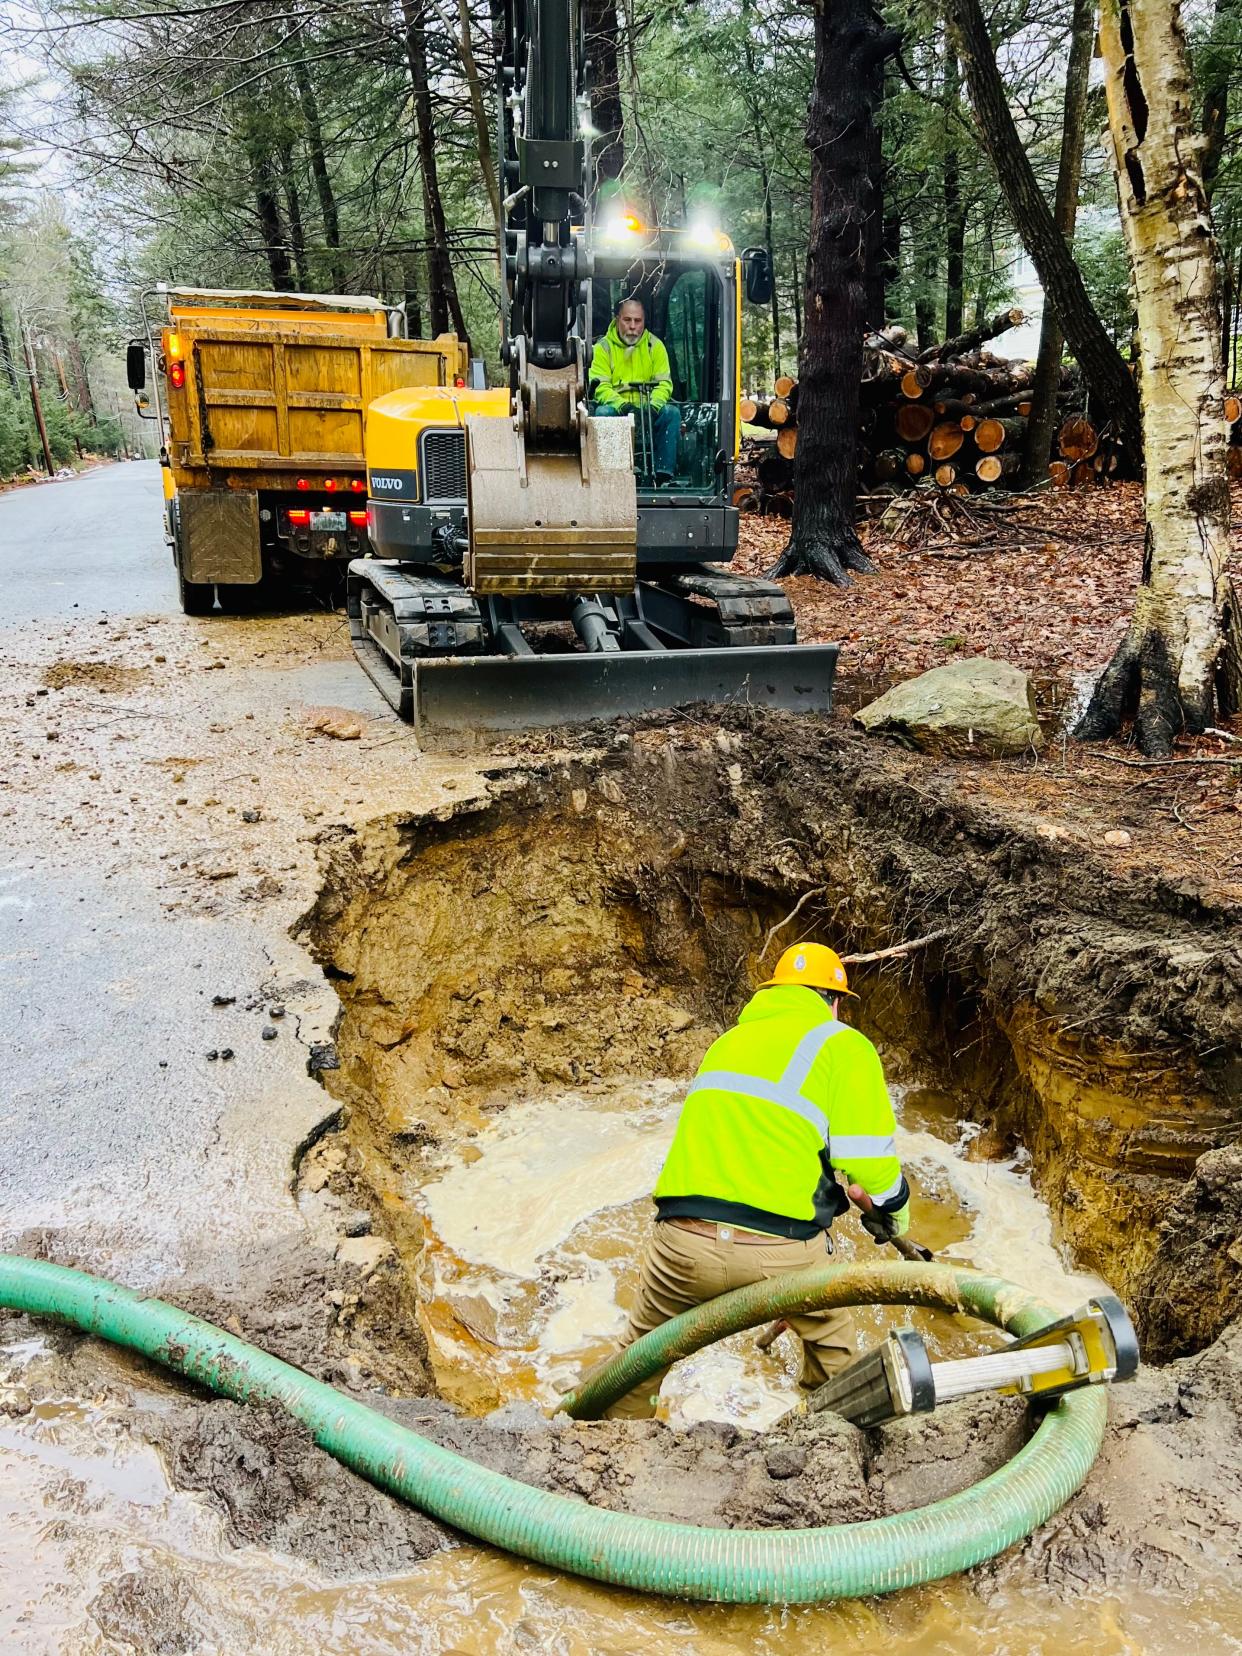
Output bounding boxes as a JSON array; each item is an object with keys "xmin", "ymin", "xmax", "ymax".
[
  {"xmin": 288, "ymin": 509, "xmax": 311, "ymax": 526},
  {"xmin": 454, "ymin": 375, "xmax": 466, "ymax": 387},
  {"xmin": 324, "ymin": 477, "xmax": 337, "ymax": 492},
  {"xmin": 296, "ymin": 477, "xmax": 309, "ymax": 491},
  {"xmin": 168, "ymin": 361, "xmax": 186, "ymax": 389},
  {"xmin": 350, "ymin": 478, "xmax": 366, "ymax": 493},
  {"xmin": 348, "ymin": 511, "xmax": 367, "ymax": 527}
]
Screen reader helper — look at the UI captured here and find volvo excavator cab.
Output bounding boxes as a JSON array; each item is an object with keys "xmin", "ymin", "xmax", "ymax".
[{"xmin": 348, "ymin": 0, "xmax": 837, "ymax": 740}]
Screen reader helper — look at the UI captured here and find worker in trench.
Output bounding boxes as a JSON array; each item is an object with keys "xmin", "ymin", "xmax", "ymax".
[
  {"xmin": 590, "ymin": 943, "xmax": 911, "ymax": 1419},
  {"xmin": 588, "ymin": 296, "xmax": 681, "ymax": 484}
]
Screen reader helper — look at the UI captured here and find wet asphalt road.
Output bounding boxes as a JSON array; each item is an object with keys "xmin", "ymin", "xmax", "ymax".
[
  {"xmin": 0, "ymin": 461, "xmax": 178, "ymax": 621},
  {"xmin": 0, "ymin": 463, "xmax": 352, "ymax": 1278}
]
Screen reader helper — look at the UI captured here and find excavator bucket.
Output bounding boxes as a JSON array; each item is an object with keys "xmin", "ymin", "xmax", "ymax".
[{"xmin": 465, "ymin": 413, "xmax": 638, "ymax": 595}]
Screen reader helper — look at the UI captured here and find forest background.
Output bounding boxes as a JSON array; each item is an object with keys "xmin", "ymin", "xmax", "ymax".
[{"xmin": 0, "ymin": 0, "xmax": 1235, "ymax": 486}]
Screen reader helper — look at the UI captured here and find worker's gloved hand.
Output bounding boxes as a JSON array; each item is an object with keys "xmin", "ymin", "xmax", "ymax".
[{"xmin": 861, "ymin": 1200, "xmax": 911, "ymax": 1243}]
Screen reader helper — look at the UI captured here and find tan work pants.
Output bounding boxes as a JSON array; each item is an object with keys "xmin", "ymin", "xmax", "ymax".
[{"xmin": 598, "ymin": 1220, "xmax": 854, "ymax": 1421}]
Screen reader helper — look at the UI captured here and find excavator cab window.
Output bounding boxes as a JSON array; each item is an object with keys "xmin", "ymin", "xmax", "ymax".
[{"xmin": 589, "ymin": 261, "xmax": 723, "ymax": 493}]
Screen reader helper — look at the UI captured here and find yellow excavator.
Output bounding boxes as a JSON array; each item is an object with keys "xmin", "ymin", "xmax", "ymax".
[{"xmin": 348, "ymin": 0, "xmax": 838, "ymax": 738}]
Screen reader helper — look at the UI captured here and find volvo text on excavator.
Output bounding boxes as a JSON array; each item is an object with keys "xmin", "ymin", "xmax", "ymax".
[{"xmin": 347, "ymin": 0, "xmax": 839, "ymax": 739}]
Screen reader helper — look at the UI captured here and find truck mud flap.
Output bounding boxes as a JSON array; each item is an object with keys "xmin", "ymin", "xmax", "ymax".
[{"xmin": 403, "ymin": 645, "xmax": 838, "ymax": 744}]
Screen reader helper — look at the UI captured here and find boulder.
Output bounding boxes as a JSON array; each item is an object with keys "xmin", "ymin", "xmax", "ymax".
[{"xmin": 854, "ymin": 658, "xmax": 1042, "ymax": 758}]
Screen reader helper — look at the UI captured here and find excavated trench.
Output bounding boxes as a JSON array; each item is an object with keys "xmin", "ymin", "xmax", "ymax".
[{"xmin": 124, "ymin": 712, "xmax": 1242, "ymax": 1647}]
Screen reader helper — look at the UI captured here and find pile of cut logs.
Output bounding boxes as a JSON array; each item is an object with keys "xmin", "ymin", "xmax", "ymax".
[{"xmin": 736, "ymin": 308, "xmax": 1096, "ymax": 514}]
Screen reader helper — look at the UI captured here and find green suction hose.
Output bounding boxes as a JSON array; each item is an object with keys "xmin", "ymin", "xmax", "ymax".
[{"xmin": 0, "ymin": 1252, "xmax": 1107, "ymax": 1603}]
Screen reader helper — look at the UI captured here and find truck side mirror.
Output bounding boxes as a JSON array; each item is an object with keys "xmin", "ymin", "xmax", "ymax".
[
  {"xmin": 742, "ymin": 247, "xmax": 774, "ymax": 307},
  {"xmin": 126, "ymin": 341, "xmax": 146, "ymax": 391}
]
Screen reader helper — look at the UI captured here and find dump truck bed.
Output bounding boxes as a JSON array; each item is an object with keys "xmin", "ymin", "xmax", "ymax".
[{"xmin": 162, "ymin": 303, "xmax": 467, "ymax": 493}]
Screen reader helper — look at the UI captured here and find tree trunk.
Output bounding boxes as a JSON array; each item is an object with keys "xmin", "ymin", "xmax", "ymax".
[
  {"xmin": 740, "ymin": 0, "xmax": 782, "ymax": 373},
  {"xmin": 770, "ymin": 1, "xmax": 894, "ymax": 585},
  {"xmin": 943, "ymin": 45, "xmax": 965, "ymax": 339},
  {"xmin": 583, "ymin": 0, "xmax": 624, "ymax": 191},
  {"xmin": 401, "ymin": 251, "xmax": 424, "ymax": 338},
  {"xmin": 877, "ymin": 61, "xmax": 902, "ymax": 323},
  {"xmin": 0, "ymin": 308, "xmax": 21, "ymax": 396},
  {"xmin": 1076, "ymin": 0, "xmax": 1238, "ymax": 754},
  {"xmin": 947, "ymin": 0, "xmax": 1143, "ymax": 458},
  {"xmin": 249, "ymin": 142, "xmax": 294, "ymax": 291},
  {"xmin": 292, "ymin": 55, "xmax": 346, "ymax": 292},
  {"xmin": 21, "ymin": 325, "xmax": 54, "ymax": 475},
  {"xmin": 450, "ymin": 0, "xmax": 502, "ymax": 233},
  {"xmin": 68, "ymin": 338, "xmax": 95, "ymax": 418},
  {"xmin": 278, "ymin": 141, "xmax": 312, "ymax": 290},
  {"xmin": 1021, "ymin": 0, "xmax": 1094, "ymax": 487},
  {"xmin": 401, "ymin": 0, "xmax": 472, "ymax": 347},
  {"xmin": 914, "ymin": 227, "xmax": 938, "ymax": 350}
]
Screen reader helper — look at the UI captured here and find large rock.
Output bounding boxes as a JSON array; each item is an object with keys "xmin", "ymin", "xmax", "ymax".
[{"xmin": 854, "ymin": 658, "xmax": 1042, "ymax": 758}]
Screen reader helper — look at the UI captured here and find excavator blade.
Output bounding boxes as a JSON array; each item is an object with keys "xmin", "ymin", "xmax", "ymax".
[{"xmin": 404, "ymin": 644, "xmax": 838, "ymax": 746}]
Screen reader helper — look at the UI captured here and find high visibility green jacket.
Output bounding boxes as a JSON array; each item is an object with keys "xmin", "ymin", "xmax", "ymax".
[
  {"xmin": 589, "ymin": 322, "xmax": 673, "ymax": 409},
  {"xmin": 654, "ymin": 984, "xmax": 909, "ymax": 1239}
]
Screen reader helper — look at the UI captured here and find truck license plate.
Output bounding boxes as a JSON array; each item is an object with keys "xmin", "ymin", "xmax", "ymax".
[{"xmin": 311, "ymin": 511, "xmax": 346, "ymax": 531}]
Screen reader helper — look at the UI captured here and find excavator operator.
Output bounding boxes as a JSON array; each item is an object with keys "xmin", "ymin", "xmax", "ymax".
[
  {"xmin": 589, "ymin": 943, "xmax": 912, "ymax": 1420},
  {"xmin": 588, "ymin": 297, "xmax": 681, "ymax": 483}
]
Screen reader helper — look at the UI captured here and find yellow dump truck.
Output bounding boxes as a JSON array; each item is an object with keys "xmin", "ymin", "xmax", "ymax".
[{"xmin": 126, "ymin": 286, "xmax": 469, "ymax": 613}]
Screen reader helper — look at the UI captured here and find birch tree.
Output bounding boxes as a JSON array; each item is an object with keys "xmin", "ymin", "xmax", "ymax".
[{"xmin": 1076, "ymin": 0, "xmax": 1241, "ymax": 754}]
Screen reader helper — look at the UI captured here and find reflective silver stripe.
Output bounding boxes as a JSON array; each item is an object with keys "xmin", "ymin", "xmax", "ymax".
[
  {"xmin": 686, "ymin": 1071, "xmax": 829, "ymax": 1140},
  {"xmin": 781, "ymin": 1019, "xmax": 848, "ymax": 1092},
  {"xmin": 686, "ymin": 1020, "xmax": 850, "ymax": 1143},
  {"xmin": 868, "ymin": 1174, "xmax": 905, "ymax": 1204},
  {"xmin": 829, "ymin": 1134, "xmax": 897, "ymax": 1161}
]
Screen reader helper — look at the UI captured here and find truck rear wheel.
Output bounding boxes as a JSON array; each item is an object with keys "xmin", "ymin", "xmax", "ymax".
[
  {"xmin": 177, "ymin": 567, "xmax": 215, "ymax": 615},
  {"xmin": 171, "ymin": 499, "xmax": 216, "ymax": 614}
]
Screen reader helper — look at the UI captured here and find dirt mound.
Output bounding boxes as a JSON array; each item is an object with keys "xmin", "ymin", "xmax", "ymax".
[
  {"xmin": 163, "ymin": 1231, "xmax": 433, "ymax": 1399},
  {"xmin": 42, "ymin": 659, "xmax": 150, "ymax": 692},
  {"xmin": 142, "ymin": 1383, "xmax": 1028, "ymax": 1582},
  {"xmin": 1141, "ymin": 1144, "xmax": 1242, "ymax": 1357},
  {"xmin": 88, "ymin": 1568, "xmax": 203, "ymax": 1654},
  {"xmin": 152, "ymin": 1400, "xmax": 449, "ymax": 1579}
]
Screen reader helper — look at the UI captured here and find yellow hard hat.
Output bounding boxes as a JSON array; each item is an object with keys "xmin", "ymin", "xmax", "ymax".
[{"xmin": 761, "ymin": 942, "xmax": 857, "ymax": 996}]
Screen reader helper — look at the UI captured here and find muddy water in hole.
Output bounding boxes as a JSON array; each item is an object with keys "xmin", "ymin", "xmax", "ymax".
[{"xmin": 4, "ymin": 1086, "xmax": 1238, "ymax": 1653}]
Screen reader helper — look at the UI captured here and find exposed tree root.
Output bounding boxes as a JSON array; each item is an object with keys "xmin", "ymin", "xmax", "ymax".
[{"xmin": 769, "ymin": 524, "xmax": 877, "ymax": 587}]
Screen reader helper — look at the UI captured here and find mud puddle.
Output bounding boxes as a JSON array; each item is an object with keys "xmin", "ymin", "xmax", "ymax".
[{"xmin": 414, "ymin": 1079, "xmax": 1105, "ymax": 1424}]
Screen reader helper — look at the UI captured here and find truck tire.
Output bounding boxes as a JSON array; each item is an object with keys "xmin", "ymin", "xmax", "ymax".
[
  {"xmin": 177, "ymin": 567, "xmax": 215, "ymax": 615},
  {"xmin": 171, "ymin": 499, "xmax": 215, "ymax": 614}
]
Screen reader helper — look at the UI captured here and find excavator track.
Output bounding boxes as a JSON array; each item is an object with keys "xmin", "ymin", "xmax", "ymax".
[
  {"xmin": 349, "ymin": 559, "xmax": 836, "ymax": 740},
  {"xmin": 640, "ymin": 568, "xmax": 798, "ymax": 649},
  {"xmin": 348, "ymin": 563, "xmax": 487, "ymax": 721}
]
